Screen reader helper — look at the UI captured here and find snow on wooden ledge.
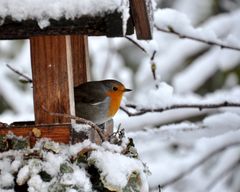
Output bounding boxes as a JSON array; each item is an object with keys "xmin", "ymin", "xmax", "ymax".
[{"xmin": 0, "ymin": 0, "xmax": 133, "ymax": 39}]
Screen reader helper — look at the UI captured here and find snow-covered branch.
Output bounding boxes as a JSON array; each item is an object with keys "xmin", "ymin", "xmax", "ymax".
[
  {"xmin": 121, "ymin": 101, "xmax": 240, "ymax": 116},
  {"xmin": 154, "ymin": 25, "xmax": 240, "ymax": 52},
  {"xmin": 153, "ymin": 140, "xmax": 240, "ymax": 189}
]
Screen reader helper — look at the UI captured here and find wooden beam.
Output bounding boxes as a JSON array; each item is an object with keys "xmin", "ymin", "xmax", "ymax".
[
  {"xmin": 130, "ymin": 0, "xmax": 153, "ymax": 40},
  {"xmin": 71, "ymin": 35, "xmax": 89, "ymax": 87},
  {"xmin": 30, "ymin": 35, "xmax": 75, "ymax": 124},
  {"xmin": 0, "ymin": 123, "xmax": 71, "ymax": 144},
  {"xmin": 0, "ymin": 12, "xmax": 134, "ymax": 40},
  {"xmin": 0, "ymin": 121, "xmax": 112, "ymax": 145}
]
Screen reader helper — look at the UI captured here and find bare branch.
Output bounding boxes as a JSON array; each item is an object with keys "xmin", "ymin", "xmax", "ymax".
[
  {"xmin": 6, "ymin": 64, "xmax": 32, "ymax": 83},
  {"xmin": 154, "ymin": 25, "xmax": 240, "ymax": 52},
  {"xmin": 125, "ymin": 36, "xmax": 159, "ymax": 88},
  {"xmin": 152, "ymin": 141, "xmax": 240, "ymax": 190},
  {"xmin": 121, "ymin": 101, "xmax": 240, "ymax": 116},
  {"xmin": 150, "ymin": 50, "xmax": 157, "ymax": 81},
  {"xmin": 125, "ymin": 36, "xmax": 147, "ymax": 53},
  {"xmin": 42, "ymin": 106, "xmax": 106, "ymax": 142},
  {"xmin": 150, "ymin": 50, "xmax": 157, "ymax": 61}
]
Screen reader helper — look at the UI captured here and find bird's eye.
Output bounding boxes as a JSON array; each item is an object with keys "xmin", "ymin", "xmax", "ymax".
[{"xmin": 113, "ymin": 87, "xmax": 118, "ymax": 91}]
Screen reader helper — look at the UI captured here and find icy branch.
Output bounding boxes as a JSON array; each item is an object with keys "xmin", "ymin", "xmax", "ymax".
[
  {"xmin": 125, "ymin": 36, "xmax": 147, "ymax": 53},
  {"xmin": 154, "ymin": 25, "xmax": 240, "ymax": 52},
  {"xmin": 121, "ymin": 101, "xmax": 240, "ymax": 116}
]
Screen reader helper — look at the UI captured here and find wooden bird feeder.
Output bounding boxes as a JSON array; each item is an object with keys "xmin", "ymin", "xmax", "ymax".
[{"xmin": 0, "ymin": 0, "xmax": 153, "ymax": 145}]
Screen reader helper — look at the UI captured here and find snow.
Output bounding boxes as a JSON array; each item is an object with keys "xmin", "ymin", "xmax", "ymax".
[
  {"xmin": 173, "ymin": 47, "xmax": 221, "ymax": 93},
  {"xmin": 89, "ymin": 150, "xmax": 148, "ymax": 191},
  {"xmin": 0, "ymin": 172, "xmax": 14, "ymax": 188},
  {"xmin": 1, "ymin": 1, "xmax": 240, "ymax": 192},
  {"xmin": 0, "ymin": 138, "xmax": 147, "ymax": 191},
  {"xmin": 60, "ymin": 167, "xmax": 92, "ymax": 191},
  {"xmin": 119, "ymin": 0, "xmax": 130, "ymax": 35},
  {"xmin": 0, "ymin": 0, "xmax": 129, "ymax": 29},
  {"xmin": 128, "ymin": 114, "xmax": 240, "ymax": 190},
  {"xmin": 154, "ymin": 8, "xmax": 219, "ymax": 42},
  {"xmin": 68, "ymin": 139, "xmax": 98, "ymax": 156},
  {"xmin": 72, "ymin": 123, "xmax": 91, "ymax": 133},
  {"xmin": 17, "ymin": 165, "xmax": 30, "ymax": 185},
  {"xmin": 202, "ymin": 147, "xmax": 240, "ymax": 191},
  {"xmin": 152, "ymin": 9, "xmax": 240, "ymax": 93},
  {"xmin": 0, "ymin": 41, "xmax": 33, "ymax": 124},
  {"xmin": 132, "ymin": 84, "xmax": 240, "ymax": 109},
  {"xmin": 203, "ymin": 112, "xmax": 240, "ymax": 130},
  {"xmin": 43, "ymin": 152, "xmax": 66, "ymax": 176},
  {"xmin": 28, "ymin": 175, "xmax": 47, "ymax": 192},
  {"xmin": 134, "ymin": 82, "xmax": 174, "ymax": 108},
  {"xmin": 174, "ymin": 0, "xmax": 213, "ymax": 25}
]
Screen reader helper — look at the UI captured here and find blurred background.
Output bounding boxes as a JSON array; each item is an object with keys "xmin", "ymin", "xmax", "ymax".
[{"xmin": 1, "ymin": 0, "xmax": 240, "ymax": 191}]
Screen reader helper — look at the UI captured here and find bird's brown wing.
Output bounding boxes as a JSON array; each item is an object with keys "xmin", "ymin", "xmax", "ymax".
[{"xmin": 74, "ymin": 82, "xmax": 106, "ymax": 105}]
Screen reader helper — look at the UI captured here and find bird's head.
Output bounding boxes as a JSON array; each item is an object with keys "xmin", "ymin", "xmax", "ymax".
[
  {"xmin": 101, "ymin": 79, "xmax": 131, "ymax": 117},
  {"xmin": 102, "ymin": 79, "xmax": 132, "ymax": 95}
]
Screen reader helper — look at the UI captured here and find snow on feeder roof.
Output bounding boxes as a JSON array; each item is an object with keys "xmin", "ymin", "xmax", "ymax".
[
  {"xmin": 0, "ymin": 0, "xmax": 129, "ymax": 28},
  {"xmin": 0, "ymin": 0, "xmax": 153, "ymax": 39}
]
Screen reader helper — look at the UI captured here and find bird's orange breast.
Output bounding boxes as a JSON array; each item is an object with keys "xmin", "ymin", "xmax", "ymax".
[{"xmin": 106, "ymin": 91, "xmax": 123, "ymax": 117}]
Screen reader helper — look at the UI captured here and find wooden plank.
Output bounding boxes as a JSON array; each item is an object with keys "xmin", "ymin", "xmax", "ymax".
[
  {"xmin": 0, "ymin": 12, "xmax": 134, "ymax": 40},
  {"xmin": 30, "ymin": 35, "xmax": 75, "ymax": 124},
  {"xmin": 0, "ymin": 123, "xmax": 71, "ymax": 144},
  {"xmin": 71, "ymin": 35, "xmax": 89, "ymax": 87},
  {"xmin": 129, "ymin": 0, "xmax": 153, "ymax": 40},
  {"xmin": 0, "ymin": 121, "xmax": 110, "ymax": 145}
]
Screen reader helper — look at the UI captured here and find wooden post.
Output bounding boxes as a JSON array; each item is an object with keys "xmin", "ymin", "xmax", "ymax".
[
  {"xmin": 30, "ymin": 35, "xmax": 75, "ymax": 124},
  {"xmin": 129, "ymin": 0, "xmax": 153, "ymax": 40},
  {"xmin": 71, "ymin": 35, "xmax": 89, "ymax": 86}
]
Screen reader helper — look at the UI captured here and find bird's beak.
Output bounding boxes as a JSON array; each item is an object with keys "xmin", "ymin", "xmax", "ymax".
[{"xmin": 124, "ymin": 88, "xmax": 132, "ymax": 92}]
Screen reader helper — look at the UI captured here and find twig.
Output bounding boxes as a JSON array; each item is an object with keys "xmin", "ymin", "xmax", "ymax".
[
  {"xmin": 6, "ymin": 64, "xmax": 32, "ymax": 83},
  {"xmin": 121, "ymin": 101, "xmax": 240, "ymax": 116},
  {"xmin": 150, "ymin": 50, "xmax": 158, "ymax": 88},
  {"xmin": 125, "ymin": 36, "xmax": 159, "ymax": 87},
  {"xmin": 154, "ymin": 25, "xmax": 240, "ymax": 52},
  {"xmin": 151, "ymin": 50, "xmax": 157, "ymax": 61},
  {"xmin": 42, "ymin": 106, "xmax": 106, "ymax": 142},
  {"xmin": 158, "ymin": 185, "xmax": 162, "ymax": 192},
  {"xmin": 150, "ymin": 141, "xmax": 240, "ymax": 190},
  {"xmin": 151, "ymin": 50, "xmax": 157, "ymax": 81},
  {"xmin": 125, "ymin": 36, "xmax": 147, "ymax": 53}
]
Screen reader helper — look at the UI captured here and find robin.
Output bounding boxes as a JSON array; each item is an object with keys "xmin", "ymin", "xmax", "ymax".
[{"xmin": 74, "ymin": 79, "xmax": 131, "ymax": 125}]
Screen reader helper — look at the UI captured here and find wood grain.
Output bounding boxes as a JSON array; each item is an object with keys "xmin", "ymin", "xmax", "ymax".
[
  {"xmin": 0, "ymin": 123, "xmax": 71, "ymax": 144},
  {"xmin": 130, "ymin": 0, "xmax": 153, "ymax": 40},
  {"xmin": 30, "ymin": 35, "xmax": 75, "ymax": 124},
  {"xmin": 71, "ymin": 35, "xmax": 89, "ymax": 86}
]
